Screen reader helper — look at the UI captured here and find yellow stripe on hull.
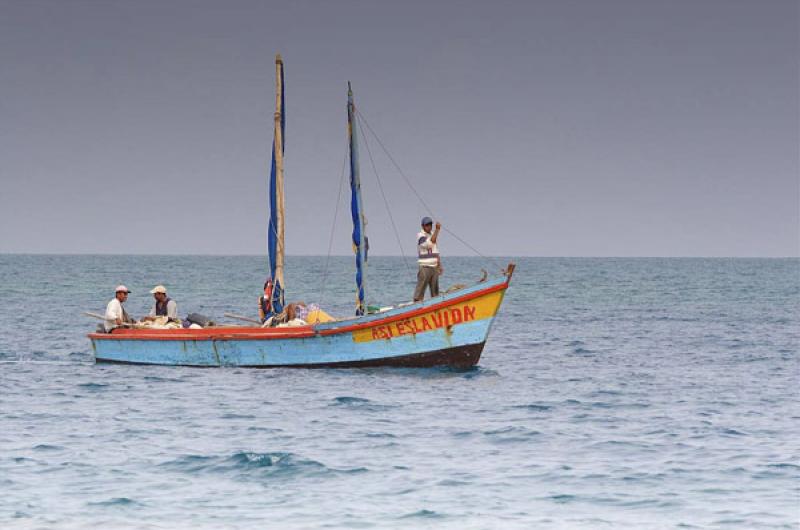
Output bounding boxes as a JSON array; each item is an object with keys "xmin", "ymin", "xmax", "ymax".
[{"xmin": 352, "ymin": 289, "xmax": 506, "ymax": 343}]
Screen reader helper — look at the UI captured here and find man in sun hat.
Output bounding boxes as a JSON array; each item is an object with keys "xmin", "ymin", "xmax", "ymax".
[
  {"xmin": 104, "ymin": 285, "xmax": 133, "ymax": 332},
  {"xmin": 414, "ymin": 216, "xmax": 442, "ymax": 302},
  {"xmin": 144, "ymin": 284, "xmax": 178, "ymax": 321}
]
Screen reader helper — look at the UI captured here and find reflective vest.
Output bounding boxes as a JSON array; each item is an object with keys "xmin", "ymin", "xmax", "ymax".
[{"xmin": 417, "ymin": 230, "xmax": 439, "ymax": 267}]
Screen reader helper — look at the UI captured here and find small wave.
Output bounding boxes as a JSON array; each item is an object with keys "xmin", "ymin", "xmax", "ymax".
[
  {"xmin": 451, "ymin": 431, "xmax": 474, "ymax": 438},
  {"xmin": 483, "ymin": 426, "xmax": 541, "ymax": 443},
  {"xmin": 459, "ymin": 367, "xmax": 499, "ymax": 379},
  {"xmin": 512, "ymin": 403, "xmax": 553, "ymax": 412},
  {"xmin": 220, "ymin": 413, "xmax": 256, "ymax": 419},
  {"xmin": 620, "ymin": 401, "xmax": 651, "ymax": 409},
  {"xmin": 437, "ymin": 479, "xmax": 470, "ymax": 487},
  {"xmin": 163, "ymin": 452, "xmax": 311, "ymax": 473},
  {"xmin": 33, "ymin": 444, "xmax": 62, "ymax": 451},
  {"xmin": 546, "ymin": 493, "xmax": 626, "ymax": 506},
  {"xmin": 230, "ymin": 452, "xmax": 308, "ymax": 469},
  {"xmin": 330, "ymin": 396, "xmax": 395, "ymax": 412},
  {"xmin": 246, "ymin": 426, "xmax": 283, "ymax": 433},
  {"xmin": 591, "ymin": 440, "xmax": 652, "ymax": 450},
  {"xmin": 143, "ymin": 376, "xmax": 185, "ymax": 383},
  {"xmin": 618, "ymin": 498, "xmax": 665, "ymax": 508},
  {"xmin": 160, "ymin": 454, "xmax": 214, "ymax": 471},
  {"xmin": 712, "ymin": 518, "xmax": 747, "ymax": 525},
  {"xmin": 399, "ymin": 509, "xmax": 445, "ymax": 519},
  {"xmin": 549, "ymin": 494, "xmax": 575, "ymax": 504},
  {"xmin": 590, "ymin": 389, "xmax": 622, "ymax": 397},
  {"xmin": 766, "ymin": 462, "xmax": 800, "ymax": 470},
  {"xmin": 364, "ymin": 432, "xmax": 396, "ymax": 439},
  {"xmin": 414, "ymin": 365, "xmax": 499, "ymax": 378},
  {"xmin": 159, "ymin": 451, "xmax": 362, "ymax": 480},
  {"xmin": 650, "ymin": 316, "xmax": 700, "ymax": 322},
  {"xmin": 332, "ymin": 396, "xmax": 370, "ymax": 405},
  {"xmin": 77, "ymin": 382, "xmax": 110, "ymax": 391},
  {"xmin": 88, "ymin": 497, "xmax": 142, "ymax": 507},
  {"xmin": 719, "ymin": 428, "xmax": 747, "ymax": 436},
  {"xmin": 722, "ymin": 467, "xmax": 747, "ymax": 475}
]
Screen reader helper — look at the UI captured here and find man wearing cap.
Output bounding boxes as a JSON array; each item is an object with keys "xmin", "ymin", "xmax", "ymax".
[
  {"xmin": 414, "ymin": 217, "xmax": 442, "ymax": 302},
  {"xmin": 144, "ymin": 285, "xmax": 178, "ymax": 321},
  {"xmin": 104, "ymin": 285, "xmax": 133, "ymax": 332}
]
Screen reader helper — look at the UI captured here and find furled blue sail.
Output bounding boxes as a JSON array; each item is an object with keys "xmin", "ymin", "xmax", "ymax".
[
  {"xmin": 347, "ymin": 82, "xmax": 367, "ymax": 316},
  {"xmin": 267, "ymin": 55, "xmax": 286, "ymax": 315}
]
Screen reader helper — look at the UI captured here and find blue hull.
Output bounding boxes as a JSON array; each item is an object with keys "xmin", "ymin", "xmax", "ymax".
[{"xmin": 92, "ymin": 318, "xmax": 494, "ymax": 368}]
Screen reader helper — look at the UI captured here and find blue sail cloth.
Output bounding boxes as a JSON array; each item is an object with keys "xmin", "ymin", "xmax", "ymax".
[
  {"xmin": 266, "ymin": 61, "xmax": 286, "ymax": 315},
  {"xmin": 347, "ymin": 84, "xmax": 367, "ymax": 316}
]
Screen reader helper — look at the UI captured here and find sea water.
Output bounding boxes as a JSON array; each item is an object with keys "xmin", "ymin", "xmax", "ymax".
[{"xmin": 0, "ymin": 256, "xmax": 797, "ymax": 529}]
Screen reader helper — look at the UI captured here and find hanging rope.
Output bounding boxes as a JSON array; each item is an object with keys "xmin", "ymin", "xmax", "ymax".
[
  {"xmin": 315, "ymin": 139, "xmax": 350, "ymax": 319},
  {"xmin": 356, "ymin": 113, "xmax": 413, "ymax": 279},
  {"xmin": 354, "ymin": 108, "xmax": 506, "ymax": 272}
]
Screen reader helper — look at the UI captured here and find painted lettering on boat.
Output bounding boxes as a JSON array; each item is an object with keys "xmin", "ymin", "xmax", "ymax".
[
  {"xmin": 350, "ymin": 290, "xmax": 504, "ymax": 343},
  {"xmin": 361, "ymin": 304, "xmax": 477, "ymax": 342}
]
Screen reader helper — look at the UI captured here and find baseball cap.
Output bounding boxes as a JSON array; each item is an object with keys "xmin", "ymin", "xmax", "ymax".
[
  {"xmin": 115, "ymin": 285, "xmax": 131, "ymax": 293},
  {"xmin": 421, "ymin": 216, "xmax": 433, "ymax": 226},
  {"xmin": 150, "ymin": 285, "xmax": 167, "ymax": 294}
]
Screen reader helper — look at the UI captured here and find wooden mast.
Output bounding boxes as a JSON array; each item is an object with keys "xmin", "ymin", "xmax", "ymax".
[
  {"xmin": 347, "ymin": 81, "xmax": 367, "ymax": 315},
  {"xmin": 273, "ymin": 54, "xmax": 286, "ymax": 300}
]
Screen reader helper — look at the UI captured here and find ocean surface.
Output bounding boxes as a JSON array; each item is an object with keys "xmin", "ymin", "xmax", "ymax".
[{"xmin": 0, "ymin": 255, "xmax": 797, "ymax": 529}]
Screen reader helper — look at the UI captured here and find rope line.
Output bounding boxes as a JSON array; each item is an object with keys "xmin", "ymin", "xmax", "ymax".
[
  {"xmin": 356, "ymin": 113, "xmax": 413, "ymax": 279},
  {"xmin": 354, "ymin": 108, "xmax": 505, "ymax": 272},
  {"xmin": 355, "ymin": 109, "xmax": 435, "ymax": 214},
  {"xmin": 440, "ymin": 227, "xmax": 505, "ymax": 271},
  {"xmin": 315, "ymin": 139, "xmax": 350, "ymax": 319}
]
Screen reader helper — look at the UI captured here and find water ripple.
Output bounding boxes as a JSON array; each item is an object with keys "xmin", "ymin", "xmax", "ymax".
[{"xmin": 0, "ymin": 256, "xmax": 796, "ymax": 528}]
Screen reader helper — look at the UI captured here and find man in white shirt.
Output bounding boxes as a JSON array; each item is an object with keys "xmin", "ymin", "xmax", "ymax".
[
  {"xmin": 144, "ymin": 285, "xmax": 178, "ymax": 321},
  {"xmin": 104, "ymin": 285, "xmax": 132, "ymax": 332},
  {"xmin": 414, "ymin": 216, "xmax": 442, "ymax": 301}
]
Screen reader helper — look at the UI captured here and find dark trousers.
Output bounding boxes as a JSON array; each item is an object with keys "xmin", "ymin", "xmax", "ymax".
[{"xmin": 414, "ymin": 265, "xmax": 439, "ymax": 301}]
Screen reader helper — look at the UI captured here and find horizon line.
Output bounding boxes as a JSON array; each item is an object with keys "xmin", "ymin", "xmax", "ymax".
[{"xmin": 1, "ymin": 252, "xmax": 798, "ymax": 259}]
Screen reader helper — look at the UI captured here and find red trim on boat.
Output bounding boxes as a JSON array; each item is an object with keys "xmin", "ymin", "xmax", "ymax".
[{"xmin": 88, "ymin": 326, "xmax": 315, "ymax": 341}]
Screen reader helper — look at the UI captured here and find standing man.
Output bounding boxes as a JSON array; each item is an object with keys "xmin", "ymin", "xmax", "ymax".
[
  {"xmin": 104, "ymin": 285, "xmax": 133, "ymax": 332},
  {"xmin": 414, "ymin": 216, "xmax": 442, "ymax": 301},
  {"xmin": 144, "ymin": 285, "xmax": 178, "ymax": 321}
]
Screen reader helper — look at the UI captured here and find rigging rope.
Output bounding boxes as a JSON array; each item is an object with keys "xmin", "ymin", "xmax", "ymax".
[
  {"xmin": 315, "ymin": 138, "xmax": 350, "ymax": 318},
  {"xmin": 356, "ymin": 113, "xmax": 413, "ymax": 279},
  {"xmin": 354, "ymin": 108, "xmax": 506, "ymax": 272}
]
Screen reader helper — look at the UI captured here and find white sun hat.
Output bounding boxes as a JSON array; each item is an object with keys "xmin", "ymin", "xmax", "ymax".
[{"xmin": 150, "ymin": 285, "xmax": 167, "ymax": 294}]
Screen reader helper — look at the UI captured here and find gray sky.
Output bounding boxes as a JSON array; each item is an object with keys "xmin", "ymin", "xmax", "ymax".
[{"xmin": 1, "ymin": 0, "xmax": 797, "ymax": 257}]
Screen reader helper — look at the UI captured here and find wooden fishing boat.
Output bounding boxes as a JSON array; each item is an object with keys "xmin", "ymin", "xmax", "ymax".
[
  {"xmin": 89, "ymin": 269, "xmax": 513, "ymax": 367},
  {"xmin": 88, "ymin": 55, "xmax": 514, "ymax": 368}
]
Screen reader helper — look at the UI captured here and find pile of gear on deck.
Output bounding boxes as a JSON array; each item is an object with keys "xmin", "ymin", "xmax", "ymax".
[
  {"xmin": 101, "ymin": 305, "xmax": 334, "ymax": 332},
  {"xmin": 262, "ymin": 302, "xmax": 335, "ymax": 327}
]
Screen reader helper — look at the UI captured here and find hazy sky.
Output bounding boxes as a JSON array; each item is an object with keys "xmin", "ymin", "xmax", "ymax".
[{"xmin": 1, "ymin": 0, "xmax": 797, "ymax": 257}]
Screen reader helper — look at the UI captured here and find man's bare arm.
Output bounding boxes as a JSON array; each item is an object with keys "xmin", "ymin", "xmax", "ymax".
[{"xmin": 431, "ymin": 222, "xmax": 441, "ymax": 244}]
